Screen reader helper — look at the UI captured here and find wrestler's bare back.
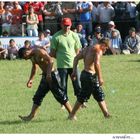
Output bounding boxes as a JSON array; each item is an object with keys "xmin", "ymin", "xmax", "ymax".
[{"xmin": 31, "ymin": 49, "xmax": 54, "ymax": 73}]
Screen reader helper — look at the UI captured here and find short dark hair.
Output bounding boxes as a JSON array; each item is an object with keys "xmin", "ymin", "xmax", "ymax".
[
  {"xmin": 9, "ymin": 39, "xmax": 15, "ymax": 43},
  {"xmin": 24, "ymin": 40, "xmax": 31, "ymax": 45},
  {"xmin": 18, "ymin": 47, "xmax": 27, "ymax": 59}
]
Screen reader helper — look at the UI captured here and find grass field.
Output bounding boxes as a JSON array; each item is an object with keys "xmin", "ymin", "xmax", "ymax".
[{"xmin": 0, "ymin": 54, "xmax": 140, "ymax": 134}]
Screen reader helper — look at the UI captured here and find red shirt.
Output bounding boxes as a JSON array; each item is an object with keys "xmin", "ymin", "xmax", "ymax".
[{"xmin": 30, "ymin": 2, "xmax": 44, "ymax": 21}]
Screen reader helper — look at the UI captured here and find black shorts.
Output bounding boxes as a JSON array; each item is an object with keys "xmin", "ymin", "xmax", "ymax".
[
  {"xmin": 33, "ymin": 70, "xmax": 68, "ymax": 106},
  {"xmin": 77, "ymin": 70, "xmax": 105, "ymax": 103}
]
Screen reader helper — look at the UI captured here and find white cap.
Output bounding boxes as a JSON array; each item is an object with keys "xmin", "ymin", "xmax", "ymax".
[
  {"xmin": 46, "ymin": 29, "xmax": 51, "ymax": 33},
  {"xmin": 108, "ymin": 21, "xmax": 115, "ymax": 26}
]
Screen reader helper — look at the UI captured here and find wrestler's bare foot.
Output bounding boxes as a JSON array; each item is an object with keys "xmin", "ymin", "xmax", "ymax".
[
  {"xmin": 81, "ymin": 102, "xmax": 87, "ymax": 108},
  {"xmin": 104, "ymin": 113, "xmax": 111, "ymax": 118},
  {"xmin": 68, "ymin": 114, "xmax": 77, "ymax": 121},
  {"xmin": 19, "ymin": 115, "xmax": 34, "ymax": 121},
  {"xmin": 61, "ymin": 105, "xmax": 65, "ymax": 110}
]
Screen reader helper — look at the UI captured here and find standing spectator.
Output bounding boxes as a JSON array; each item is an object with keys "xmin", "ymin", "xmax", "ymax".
[
  {"xmin": 91, "ymin": 2, "xmax": 100, "ymax": 32},
  {"xmin": 126, "ymin": 2, "xmax": 137, "ymax": 28},
  {"xmin": 50, "ymin": 18, "xmax": 82, "ymax": 109},
  {"xmin": 68, "ymin": 38, "xmax": 110, "ymax": 120},
  {"xmin": 0, "ymin": 2, "xmax": 5, "ymax": 36},
  {"xmin": 11, "ymin": 1, "xmax": 23, "ymax": 36},
  {"xmin": 26, "ymin": 6, "xmax": 39, "ymax": 37},
  {"xmin": 30, "ymin": 2, "xmax": 44, "ymax": 32},
  {"xmin": 97, "ymin": 2, "xmax": 115, "ymax": 33},
  {"xmin": 1, "ymin": 5, "xmax": 12, "ymax": 35},
  {"xmin": 77, "ymin": 1, "xmax": 93, "ymax": 38},
  {"xmin": 7, "ymin": 39, "xmax": 18, "ymax": 60},
  {"xmin": 34, "ymin": 31, "xmax": 50, "ymax": 53},
  {"xmin": 43, "ymin": 2, "xmax": 63, "ymax": 34},
  {"xmin": 122, "ymin": 27, "xmax": 140, "ymax": 54}
]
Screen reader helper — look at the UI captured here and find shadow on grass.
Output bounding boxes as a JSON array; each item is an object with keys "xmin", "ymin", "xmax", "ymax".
[
  {"xmin": 0, "ymin": 119, "xmax": 45, "ymax": 125},
  {"xmin": 121, "ymin": 59, "xmax": 140, "ymax": 62}
]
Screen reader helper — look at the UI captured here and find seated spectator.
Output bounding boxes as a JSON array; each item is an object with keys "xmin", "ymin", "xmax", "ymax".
[
  {"xmin": 2, "ymin": 30, "xmax": 9, "ymax": 37},
  {"xmin": 26, "ymin": 6, "xmax": 39, "ymax": 37},
  {"xmin": 89, "ymin": 27, "xmax": 103, "ymax": 47},
  {"xmin": 104, "ymin": 21, "xmax": 121, "ymax": 39},
  {"xmin": 34, "ymin": 31, "xmax": 50, "ymax": 53},
  {"xmin": 23, "ymin": 40, "xmax": 32, "ymax": 49},
  {"xmin": 45, "ymin": 29, "xmax": 52, "ymax": 40},
  {"xmin": 7, "ymin": 39, "xmax": 18, "ymax": 60},
  {"xmin": 122, "ymin": 27, "xmax": 140, "ymax": 54},
  {"xmin": 0, "ymin": 41, "xmax": 7, "ymax": 59},
  {"xmin": 76, "ymin": 23, "xmax": 88, "ymax": 48},
  {"xmin": 1, "ymin": 5, "xmax": 12, "ymax": 35},
  {"xmin": 110, "ymin": 29, "xmax": 122, "ymax": 55}
]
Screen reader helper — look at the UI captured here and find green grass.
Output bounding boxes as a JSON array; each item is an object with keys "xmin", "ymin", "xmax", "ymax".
[{"xmin": 0, "ymin": 54, "xmax": 140, "ymax": 133}]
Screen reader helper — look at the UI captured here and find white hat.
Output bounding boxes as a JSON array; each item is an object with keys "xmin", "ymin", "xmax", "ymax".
[
  {"xmin": 46, "ymin": 29, "xmax": 51, "ymax": 33},
  {"xmin": 108, "ymin": 21, "xmax": 115, "ymax": 26}
]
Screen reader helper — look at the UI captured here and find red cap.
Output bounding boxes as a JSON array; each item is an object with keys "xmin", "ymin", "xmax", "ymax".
[{"xmin": 61, "ymin": 18, "xmax": 72, "ymax": 26}]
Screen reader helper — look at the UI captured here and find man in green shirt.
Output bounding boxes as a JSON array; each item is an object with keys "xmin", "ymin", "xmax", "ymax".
[{"xmin": 50, "ymin": 18, "xmax": 82, "ymax": 108}]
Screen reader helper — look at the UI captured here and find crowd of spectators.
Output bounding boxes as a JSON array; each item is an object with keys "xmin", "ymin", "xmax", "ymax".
[{"xmin": 0, "ymin": 1, "xmax": 140, "ymax": 60}]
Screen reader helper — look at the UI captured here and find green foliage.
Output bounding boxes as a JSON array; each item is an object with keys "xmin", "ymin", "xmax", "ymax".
[{"xmin": 0, "ymin": 55, "xmax": 140, "ymax": 133}]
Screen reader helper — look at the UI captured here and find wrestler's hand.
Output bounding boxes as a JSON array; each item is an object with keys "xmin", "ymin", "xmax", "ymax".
[
  {"xmin": 46, "ymin": 75, "xmax": 52, "ymax": 87},
  {"xmin": 99, "ymin": 78, "xmax": 104, "ymax": 86},
  {"xmin": 27, "ymin": 80, "xmax": 33, "ymax": 88},
  {"xmin": 71, "ymin": 72, "xmax": 76, "ymax": 81}
]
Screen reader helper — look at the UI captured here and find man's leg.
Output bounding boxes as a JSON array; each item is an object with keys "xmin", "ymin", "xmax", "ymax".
[
  {"xmin": 19, "ymin": 104, "xmax": 39, "ymax": 121},
  {"xmin": 98, "ymin": 100, "xmax": 110, "ymax": 118},
  {"xmin": 68, "ymin": 100, "xmax": 82, "ymax": 120},
  {"xmin": 63, "ymin": 101, "xmax": 72, "ymax": 114}
]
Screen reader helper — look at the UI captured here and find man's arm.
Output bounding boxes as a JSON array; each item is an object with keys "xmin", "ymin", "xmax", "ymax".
[
  {"xmin": 94, "ymin": 50, "xmax": 103, "ymax": 86},
  {"xmin": 27, "ymin": 62, "xmax": 38, "ymax": 88},
  {"xmin": 71, "ymin": 50, "xmax": 83, "ymax": 80}
]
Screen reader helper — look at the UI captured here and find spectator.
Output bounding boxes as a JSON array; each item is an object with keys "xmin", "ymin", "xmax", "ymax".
[
  {"xmin": 30, "ymin": 2, "xmax": 44, "ymax": 32},
  {"xmin": 23, "ymin": 40, "xmax": 32, "ymax": 49},
  {"xmin": 97, "ymin": 2, "xmax": 115, "ymax": 33},
  {"xmin": 76, "ymin": 23, "xmax": 88, "ymax": 48},
  {"xmin": 126, "ymin": 2, "xmax": 137, "ymax": 28},
  {"xmin": 7, "ymin": 39, "xmax": 18, "ymax": 60},
  {"xmin": 45, "ymin": 29, "xmax": 52, "ymax": 40},
  {"xmin": 0, "ymin": 2, "xmax": 5, "ymax": 36},
  {"xmin": 122, "ymin": 27, "xmax": 140, "ymax": 54},
  {"xmin": 91, "ymin": 2, "xmax": 100, "ymax": 32},
  {"xmin": 26, "ymin": 6, "xmax": 39, "ymax": 37},
  {"xmin": 50, "ymin": 17, "xmax": 83, "ymax": 109},
  {"xmin": 109, "ymin": 29, "xmax": 122, "ymax": 55},
  {"xmin": 77, "ymin": 1, "xmax": 93, "ymax": 38},
  {"xmin": 1, "ymin": 5, "xmax": 12, "ymax": 35},
  {"xmin": 43, "ymin": 2, "xmax": 63, "ymax": 34},
  {"xmin": 89, "ymin": 27, "xmax": 103, "ymax": 47},
  {"xmin": 0, "ymin": 41, "xmax": 7, "ymax": 59},
  {"xmin": 104, "ymin": 21, "xmax": 121, "ymax": 39},
  {"xmin": 34, "ymin": 31, "xmax": 50, "ymax": 52},
  {"xmin": 11, "ymin": 1, "xmax": 23, "ymax": 36}
]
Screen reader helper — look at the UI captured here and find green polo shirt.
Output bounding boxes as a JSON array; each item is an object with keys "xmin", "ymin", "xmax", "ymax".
[{"xmin": 51, "ymin": 30, "xmax": 82, "ymax": 68}]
